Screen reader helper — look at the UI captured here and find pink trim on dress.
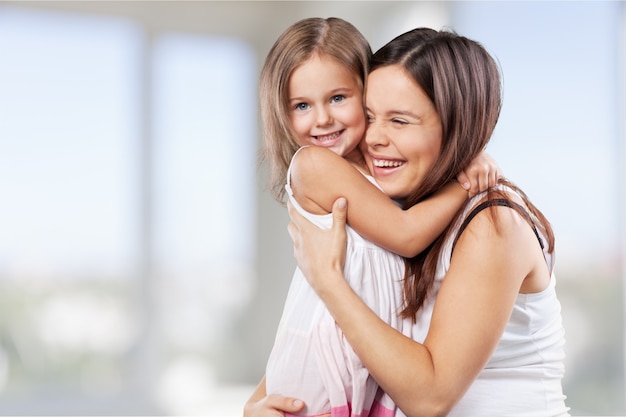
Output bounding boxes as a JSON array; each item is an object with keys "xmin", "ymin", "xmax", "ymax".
[{"xmin": 284, "ymin": 400, "xmax": 395, "ymax": 417}]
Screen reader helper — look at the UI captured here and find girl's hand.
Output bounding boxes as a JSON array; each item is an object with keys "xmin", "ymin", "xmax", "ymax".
[
  {"xmin": 243, "ymin": 394, "xmax": 304, "ymax": 417},
  {"xmin": 287, "ymin": 197, "xmax": 348, "ymax": 293},
  {"xmin": 456, "ymin": 151, "xmax": 502, "ymax": 197}
]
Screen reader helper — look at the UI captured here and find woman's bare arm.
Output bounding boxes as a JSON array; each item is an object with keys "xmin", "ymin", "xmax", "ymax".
[{"xmin": 287, "ymin": 198, "xmax": 542, "ymax": 417}]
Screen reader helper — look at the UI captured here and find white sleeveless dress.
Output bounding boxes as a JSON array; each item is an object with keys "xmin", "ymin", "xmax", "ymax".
[{"xmin": 266, "ymin": 148, "xmax": 408, "ymax": 417}]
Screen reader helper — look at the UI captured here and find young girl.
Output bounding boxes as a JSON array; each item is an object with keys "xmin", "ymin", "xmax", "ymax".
[{"xmin": 255, "ymin": 18, "xmax": 500, "ymax": 417}]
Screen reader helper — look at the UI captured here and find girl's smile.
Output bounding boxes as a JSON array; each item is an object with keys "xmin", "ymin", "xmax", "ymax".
[{"xmin": 288, "ymin": 53, "xmax": 366, "ymax": 159}]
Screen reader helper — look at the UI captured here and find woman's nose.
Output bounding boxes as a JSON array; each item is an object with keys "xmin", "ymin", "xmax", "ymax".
[{"xmin": 365, "ymin": 122, "xmax": 388, "ymax": 147}]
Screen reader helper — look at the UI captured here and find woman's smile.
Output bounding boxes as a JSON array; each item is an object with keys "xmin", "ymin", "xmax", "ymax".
[{"xmin": 364, "ymin": 64, "xmax": 442, "ymax": 200}]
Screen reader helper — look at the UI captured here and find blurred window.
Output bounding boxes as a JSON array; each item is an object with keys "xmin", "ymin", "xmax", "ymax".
[
  {"xmin": 452, "ymin": 2, "xmax": 625, "ymax": 414},
  {"xmin": 0, "ymin": 6, "xmax": 256, "ymax": 414}
]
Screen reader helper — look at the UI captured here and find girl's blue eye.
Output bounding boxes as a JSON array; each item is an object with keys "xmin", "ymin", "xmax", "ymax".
[
  {"xmin": 331, "ymin": 95, "xmax": 345, "ymax": 103},
  {"xmin": 295, "ymin": 103, "xmax": 310, "ymax": 111}
]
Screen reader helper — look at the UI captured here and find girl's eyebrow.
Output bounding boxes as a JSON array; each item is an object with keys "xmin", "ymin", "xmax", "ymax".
[
  {"xmin": 329, "ymin": 87, "xmax": 354, "ymax": 93},
  {"xmin": 290, "ymin": 87, "xmax": 355, "ymax": 103}
]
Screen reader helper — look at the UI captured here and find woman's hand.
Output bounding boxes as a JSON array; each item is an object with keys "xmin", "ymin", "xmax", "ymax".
[
  {"xmin": 243, "ymin": 394, "xmax": 304, "ymax": 417},
  {"xmin": 456, "ymin": 151, "xmax": 502, "ymax": 197},
  {"xmin": 243, "ymin": 376, "xmax": 304, "ymax": 417},
  {"xmin": 287, "ymin": 197, "xmax": 348, "ymax": 293}
]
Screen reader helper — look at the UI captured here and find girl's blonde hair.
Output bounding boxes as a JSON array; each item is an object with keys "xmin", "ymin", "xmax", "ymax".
[{"xmin": 259, "ymin": 17, "xmax": 371, "ymax": 202}]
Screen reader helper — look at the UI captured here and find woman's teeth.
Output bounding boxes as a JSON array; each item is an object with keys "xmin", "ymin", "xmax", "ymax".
[{"xmin": 373, "ymin": 159, "xmax": 404, "ymax": 168}]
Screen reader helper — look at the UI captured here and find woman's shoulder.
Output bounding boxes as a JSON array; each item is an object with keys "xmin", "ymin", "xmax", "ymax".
[
  {"xmin": 451, "ymin": 184, "xmax": 540, "ymax": 251},
  {"xmin": 463, "ymin": 185, "xmax": 529, "ymax": 222}
]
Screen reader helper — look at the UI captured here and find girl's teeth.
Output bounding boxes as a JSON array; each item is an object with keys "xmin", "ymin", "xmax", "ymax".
[{"xmin": 316, "ymin": 132, "xmax": 341, "ymax": 141}]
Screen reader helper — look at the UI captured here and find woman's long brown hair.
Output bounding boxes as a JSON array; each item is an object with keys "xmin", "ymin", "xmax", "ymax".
[{"xmin": 370, "ymin": 28, "xmax": 554, "ymax": 319}]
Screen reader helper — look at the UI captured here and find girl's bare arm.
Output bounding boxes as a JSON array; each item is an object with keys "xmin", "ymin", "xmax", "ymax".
[{"xmin": 290, "ymin": 146, "xmax": 498, "ymax": 258}]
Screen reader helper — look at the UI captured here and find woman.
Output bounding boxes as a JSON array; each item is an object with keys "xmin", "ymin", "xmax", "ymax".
[{"xmin": 250, "ymin": 27, "xmax": 570, "ymax": 416}]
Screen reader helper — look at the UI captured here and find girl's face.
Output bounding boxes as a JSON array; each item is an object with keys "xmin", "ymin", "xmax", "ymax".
[
  {"xmin": 363, "ymin": 65, "xmax": 442, "ymax": 200},
  {"xmin": 288, "ymin": 54, "xmax": 366, "ymax": 158}
]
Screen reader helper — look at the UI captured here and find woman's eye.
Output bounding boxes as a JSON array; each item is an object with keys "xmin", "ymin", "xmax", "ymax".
[
  {"xmin": 331, "ymin": 95, "xmax": 345, "ymax": 104},
  {"xmin": 366, "ymin": 115, "xmax": 374, "ymax": 124},
  {"xmin": 392, "ymin": 118, "xmax": 408, "ymax": 125},
  {"xmin": 295, "ymin": 102, "xmax": 310, "ymax": 111}
]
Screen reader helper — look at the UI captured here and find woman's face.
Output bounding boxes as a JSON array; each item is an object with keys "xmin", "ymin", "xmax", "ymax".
[{"xmin": 362, "ymin": 65, "xmax": 442, "ymax": 200}]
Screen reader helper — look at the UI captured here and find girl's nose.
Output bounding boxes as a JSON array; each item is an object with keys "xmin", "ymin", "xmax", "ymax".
[{"xmin": 315, "ymin": 106, "xmax": 333, "ymax": 126}]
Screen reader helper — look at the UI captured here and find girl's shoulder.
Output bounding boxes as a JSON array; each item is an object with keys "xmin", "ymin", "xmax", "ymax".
[{"xmin": 290, "ymin": 146, "xmax": 361, "ymax": 183}]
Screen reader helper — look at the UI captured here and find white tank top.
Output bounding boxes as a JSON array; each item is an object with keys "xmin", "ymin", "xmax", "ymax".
[{"xmin": 398, "ymin": 186, "xmax": 570, "ymax": 417}]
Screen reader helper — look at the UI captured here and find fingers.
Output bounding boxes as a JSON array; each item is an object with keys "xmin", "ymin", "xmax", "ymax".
[
  {"xmin": 458, "ymin": 168, "xmax": 485, "ymax": 197},
  {"xmin": 460, "ymin": 151, "xmax": 502, "ymax": 197},
  {"xmin": 288, "ymin": 198, "xmax": 347, "ymax": 254},
  {"xmin": 458, "ymin": 166, "xmax": 497, "ymax": 197},
  {"xmin": 287, "ymin": 200, "xmax": 298, "ymax": 222},
  {"xmin": 456, "ymin": 170, "xmax": 471, "ymax": 191},
  {"xmin": 264, "ymin": 395, "xmax": 305, "ymax": 415},
  {"xmin": 287, "ymin": 199, "xmax": 309, "ymax": 229},
  {"xmin": 489, "ymin": 170, "xmax": 500, "ymax": 188},
  {"xmin": 244, "ymin": 394, "xmax": 305, "ymax": 417},
  {"xmin": 331, "ymin": 197, "xmax": 347, "ymax": 231},
  {"xmin": 472, "ymin": 173, "xmax": 489, "ymax": 198}
]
